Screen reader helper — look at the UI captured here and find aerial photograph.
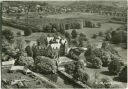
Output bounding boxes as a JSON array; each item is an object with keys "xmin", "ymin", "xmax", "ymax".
[{"xmin": 1, "ymin": 0, "xmax": 127, "ymax": 88}]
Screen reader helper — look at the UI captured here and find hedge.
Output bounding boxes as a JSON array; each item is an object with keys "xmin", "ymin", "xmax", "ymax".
[{"xmin": 3, "ymin": 19, "xmax": 41, "ymax": 32}]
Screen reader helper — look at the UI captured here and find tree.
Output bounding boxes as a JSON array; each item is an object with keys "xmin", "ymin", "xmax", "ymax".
[
  {"xmin": 2, "ymin": 29, "xmax": 14, "ymax": 41},
  {"xmin": 79, "ymin": 33, "xmax": 87, "ymax": 41},
  {"xmin": 111, "ymin": 30, "xmax": 127, "ymax": 44},
  {"xmin": 65, "ymin": 24, "xmax": 70, "ymax": 30},
  {"xmin": 98, "ymin": 31, "xmax": 104, "ymax": 37},
  {"xmin": 71, "ymin": 39, "xmax": 79, "ymax": 46},
  {"xmin": 45, "ymin": 46, "xmax": 54, "ymax": 58},
  {"xmin": 73, "ymin": 68, "xmax": 90, "ymax": 84},
  {"xmin": 43, "ymin": 25, "xmax": 51, "ymax": 32},
  {"xmin": 64, "ymin": 61, "xmax": 76, "ymax": 76},
  {"xmin": 118, "ymin": 65, "xmax": 127, "ymax": 82},
  {"xmin": 37, "ymin": 35, "xmax": 47, "ymax": 46},
  {"xmin": 15, "ymin": 56, "xmax": 34, "ymax": 69},
  {"xmin": 16, "ymin": 38, "xmax": 26, "ymax": 52},
  {"xmin": 101, "ymin": 41, "xmax": 119, "ymax": 56},
  {"xmin": 84, "ymin": 43, "xmax": 94, "ymax": 58},
  {"xmin": 108, "ymin": 59, "xmax": 122, "ymax": 75},
  {"xmin": 92, "ymin": 57, "xmax": 102, "ymax": 69},
  {"xmin": 92, "ymin": 34, "xmax": 97, "ymax": 39},
  {"xmin": 67, "ymin": 48, "xmax": 82, "ymax": 61},
  {"xmin": 24, "ymin": 29, "xmax": 32, "ymax": 36},
  {"xmin": 35, "ymin": 56, "xmax": 57, "ymax": 74},
  {"xmin": 59, "ymin": 23, "xmax": 65, "ymax": 34},
  {"xmin": 25, "ymin": 45, "xmax": 33, "ymax": 57},
  {"xmin": 97, "ymin": 22, "xmax": 101, "ymax": 27},
  {"xmin": 71, "ymin": 29, "xmax": 77, "ymax": 38},
  {"xmin": 79, "ymin": 40, "xmax": 84, "ymax": 47},
  {"xmin": 78, "ymin": 33, "xmax": 87, "ymax": 47},
  {"xmin": 65, "ymin": 32, "xmax": 71, "ymax": 42},
  {"xmin": 93, "ymin": 48, "xmax": 111, "ymax": 67}
]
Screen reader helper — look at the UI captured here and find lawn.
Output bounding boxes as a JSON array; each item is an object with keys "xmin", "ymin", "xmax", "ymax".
[
  {"xmin": 84, "ymin": 67, "xmax": 127, "ymax": 88},
  {"xmin": 66, "ymin": 22, "xmax": 122, "ymax": 38},
  {"xmin": 1, "ymin": 68, "xmax": 49, "ymax": 88}
]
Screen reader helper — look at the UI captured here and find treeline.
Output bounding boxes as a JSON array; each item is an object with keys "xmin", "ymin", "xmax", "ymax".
[
  {"xmin": 109, "ymin": 17, "xmax": 127, "ymax": 24},
  {"xmin": 2, "ymin": 19, "xmax": 82, "ymax": 34},
  {"xmin": 105, "ymin": 25, "xmax": 127, "ymax": 48},
  {"xmin": 3, "ymin": 18, "xmax": 100, "ymax": 36},
  {"xmin": 3, "ymin": 19, "xmax": 40, "ymax": 32},
  {"xmin": 65, "ymin": 23, "xmax": 81, "ymax": 30}
]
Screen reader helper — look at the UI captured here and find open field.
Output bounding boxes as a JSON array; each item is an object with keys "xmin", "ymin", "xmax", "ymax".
[{"xmin": 46, "ymin": 12, "xmax": 110, "ymax": 21}]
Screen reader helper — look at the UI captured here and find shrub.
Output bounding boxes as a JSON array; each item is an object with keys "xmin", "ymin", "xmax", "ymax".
[
  {"xmin": 118, "ymin": 66, "xmax": 127, "ymax": 82},
  {"xmin": 101, "ymin": 41, "xmax": 120, "ymax": 56},
  {"xmin": 108, "ymin": 59, "xmax": 122, "ymax": 75},
  {"xmin": 2, "ymin": 29, "xmax": 14, "ymax": 41},
  {"xmin": 93, "ymin": 77, "xmax": 112, "ymax": 88},
  {"xmin": 64, "ymin": 32, "xmax": 71, "ymax": 42},
  {"xmin": 92, "ymin": 48, "xmax": 111, "ymax": 67},
  {"xmin": 24, "ymin": 29, "xmax": 32, "ymax": 36},
  {"xmin": 25, "ymin": 45, "xmax": 33, "ymax": 57},
  {"xmin": 17, "ymin": 31, "xmax": 22, "ymax": 36},
  {"xmin": 15, "ymin": 56, "xmax": 34, "ymax": 69},
  {"xmin": 98, "ymin": 31, "xmax": 104, "ymax": 37},
  {"xmin": 92, "ymin": 57, "xmax": 102, "ymax": 69},
  {"xmin": 71, "ymin": 29, "xmax": 77, "ymax": 38},
  {"xmin": 67, "ymin": 48, "xmax": 82, "ymax": 61},
  {"xmin": 35, "ymin": 56, "xmax": 57, "ymax": 74},
  {"xmin": 92, "ymin": 34, "xmax": 97, "ymax": 39},
  {"xmin": 73, "ymin": 68, "xmax": 90, "ymax": 84}
]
